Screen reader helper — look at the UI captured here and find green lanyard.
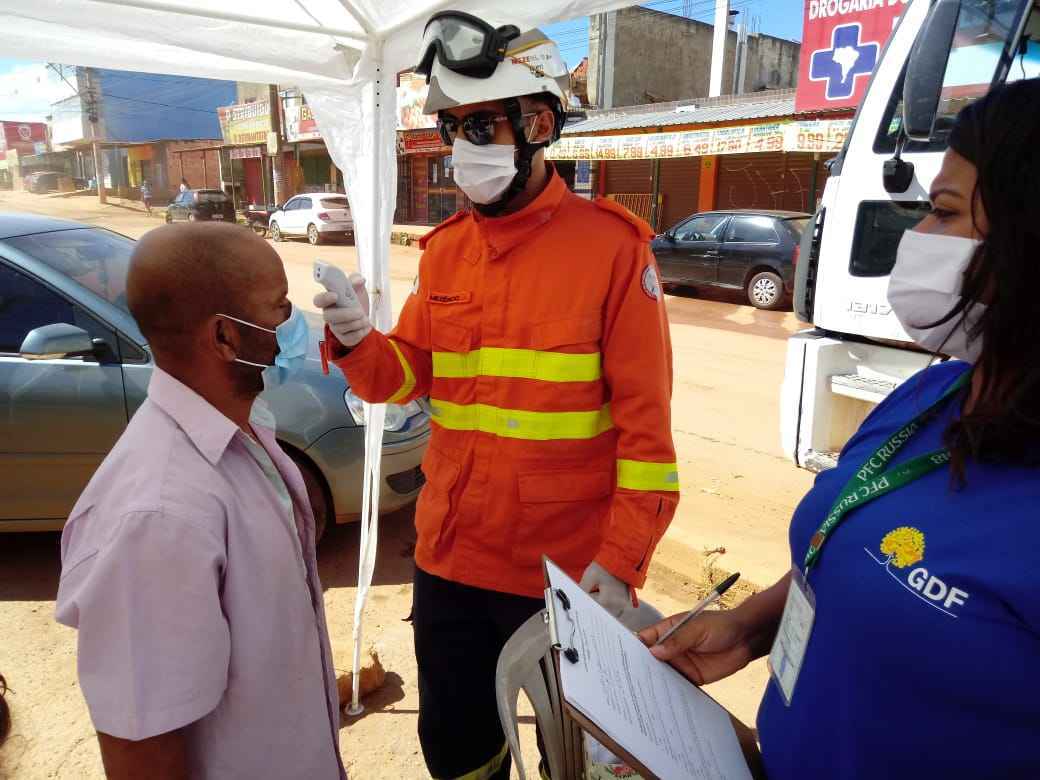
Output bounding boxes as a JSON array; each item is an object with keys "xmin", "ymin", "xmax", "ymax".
[{"xmin": 802, "ymin": 371, "xmax": 971, "ymax": 574}]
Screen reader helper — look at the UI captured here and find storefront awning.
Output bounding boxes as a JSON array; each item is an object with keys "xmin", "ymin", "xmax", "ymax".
[{"xmin": 548, "ymin": 117, "xmax": 854, "ymax": 161}]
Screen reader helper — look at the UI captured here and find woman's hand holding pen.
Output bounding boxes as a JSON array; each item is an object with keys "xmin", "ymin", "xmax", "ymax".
[
  {"xmin": 638, "ymin": 610, "xmax": 756, "ymax": 685},
  {"xmin": 638, "ymin": 572, "xmax": 793, "ymax": 685}
]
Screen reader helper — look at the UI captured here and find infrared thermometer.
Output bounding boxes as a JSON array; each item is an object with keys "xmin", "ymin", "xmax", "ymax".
[{"xmin": 313, "ymin": 260, "xmax": 362, "ymax": 309}]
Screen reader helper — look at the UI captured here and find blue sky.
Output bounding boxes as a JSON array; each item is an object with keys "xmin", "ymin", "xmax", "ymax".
[{"xmin": 0, "ymin": 1, "xmax": 804, "ymax": 120}]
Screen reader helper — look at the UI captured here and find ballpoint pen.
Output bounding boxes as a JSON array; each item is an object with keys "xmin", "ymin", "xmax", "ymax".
[{"xmin": 654, "ymin": 572, "xmax": 741, "ymax": 646}]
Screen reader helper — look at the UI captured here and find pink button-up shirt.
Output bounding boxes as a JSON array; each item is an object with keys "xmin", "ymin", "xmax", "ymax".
[{"xmin": 55, "ymin": 368, "xmax": 346, "ymax": 780}]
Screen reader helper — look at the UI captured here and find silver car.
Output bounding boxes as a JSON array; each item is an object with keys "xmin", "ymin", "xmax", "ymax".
[{"xmin": 0, "ymin": 213, "xmax": 429, "ymax": 540}]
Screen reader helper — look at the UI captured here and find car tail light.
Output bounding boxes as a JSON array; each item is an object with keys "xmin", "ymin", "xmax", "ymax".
[
  {"xmin": 792, "ymin": 244, "xmax": 800, "ymax": 270},
  {"xmin": 317, "ymin": 212, "xmax": 331, "ymax": 222}
]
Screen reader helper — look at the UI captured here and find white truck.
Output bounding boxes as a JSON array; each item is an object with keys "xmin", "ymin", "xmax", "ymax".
[{"xmin": 782, "ymin": 0, "xmax": 1040, "ymax": 471}]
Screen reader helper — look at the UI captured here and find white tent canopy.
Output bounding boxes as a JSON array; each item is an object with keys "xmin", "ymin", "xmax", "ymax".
[{"xmin": 2, "ymin": 0, "xmax": 638, "ymax": 713}]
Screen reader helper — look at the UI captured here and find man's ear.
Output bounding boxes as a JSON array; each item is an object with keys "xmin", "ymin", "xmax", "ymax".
[
  {"xmin": 526, "ymin": 109, "xmax": 556, "ymax": 145},
  {"xmin": 211, "ymin": 316, "xmax": 240, "ymax": 363}
]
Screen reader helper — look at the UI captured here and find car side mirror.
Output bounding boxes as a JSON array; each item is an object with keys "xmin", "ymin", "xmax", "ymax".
[
  {"xmin": 20, "ymin": 323, "xmax": 97, "ymax": 361},
  {"xmin": 902, "ymin": 0, "xmax": 960, "ymax": 142}
]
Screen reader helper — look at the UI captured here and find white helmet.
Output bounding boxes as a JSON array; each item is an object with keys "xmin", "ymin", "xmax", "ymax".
[{"xmin": 416, "ymin": 13, "xmax": 570, "ymax": 117}]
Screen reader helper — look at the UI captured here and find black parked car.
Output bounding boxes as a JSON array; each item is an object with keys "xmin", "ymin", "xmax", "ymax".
[
  {"xmin": 651, "ymin": 209, "xmax": 810, "ymax": 310},
  {"xmin": 164, "ymin": 189, "xmax": 236, "ymax": 224}
]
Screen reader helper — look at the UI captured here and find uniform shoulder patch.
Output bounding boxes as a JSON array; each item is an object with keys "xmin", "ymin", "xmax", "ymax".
[
  {"xmin": 593, "ymin": 197, "xmax": 655, "ymax": 242},
  {"xmin": 641, "ymin": 265, "xmax": 661, "ymax": 301},
  {"xmin": 418, "ymin": 209, "xmax": 470, "ymax": 250}
]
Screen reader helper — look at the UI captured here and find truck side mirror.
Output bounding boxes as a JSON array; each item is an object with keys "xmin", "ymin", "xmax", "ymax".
[
  {"xmin": 902, "ymin": 0, "xmax": 961, "ymax": 142},
  {"xmin": 20, "ymin": 323, "xmax": 96, "ymax": 361}
]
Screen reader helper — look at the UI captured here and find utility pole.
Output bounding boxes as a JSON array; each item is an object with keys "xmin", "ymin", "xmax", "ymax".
[
  {"xmin": 592, "ymin": 12, "xmax": 616, "ymax": 110},
  {"xmin": 709, "ymin": 0, "xmax": 730, "ymax": 97},
  {"xmin": 83, "ymin": 70, "xmax": 107, "ymax": 204},
  {"xmin": 268, "ymin": 84, "xmax": 287, "ymax": 205},
  {"xmin": 731, "ymin": 15, "xmax": 748, "ymax": 96}
]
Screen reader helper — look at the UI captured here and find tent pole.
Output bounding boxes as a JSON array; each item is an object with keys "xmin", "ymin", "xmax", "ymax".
[
  {"xmin": 380, "ymin": 0, "xmax": 461, "ymax": 37},
  {"xmin": 336, "ymin": 0, "xmax": 375, "ymax": 36},
  {"xmin": 83, "ymin": 0, "xmax": 368, "ymax": 44},
  {"xmin": 348, "ymin": 40, "xmax": 387, "ymax": 719}
]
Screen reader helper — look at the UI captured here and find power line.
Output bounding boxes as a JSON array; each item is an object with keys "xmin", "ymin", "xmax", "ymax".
[{"xmin": 100, "ymin": 91, "xmax": 223, "ymax": 115}]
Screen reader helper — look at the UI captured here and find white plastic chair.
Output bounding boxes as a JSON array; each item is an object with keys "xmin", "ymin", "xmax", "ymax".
[{"xmin": 495, "ymin": 601, "xmax": 664, "ymax": 780}]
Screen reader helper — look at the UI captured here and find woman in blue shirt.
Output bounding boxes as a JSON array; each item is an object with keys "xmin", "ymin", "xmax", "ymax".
[{"xmin": 640, "ymin": 79, "xmax": 1040, "ymax": 778}]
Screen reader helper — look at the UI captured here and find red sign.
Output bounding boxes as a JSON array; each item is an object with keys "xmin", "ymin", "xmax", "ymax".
[
  {"xmin": 401, "ymin": 129, "xmax": 447, "ymax": 155},
  {"xmin": 0, "ymin": 121, "xmax": 47, "ymax": 154},
  {"xmin": 795, "ymin": 0, "xmax": 908, "ymax": 113}
]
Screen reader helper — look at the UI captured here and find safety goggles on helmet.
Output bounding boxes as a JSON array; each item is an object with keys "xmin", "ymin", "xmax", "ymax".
[
  {"xmin": 416, "ymin": 11, "xmax": 521, "ymax": 80},
  {"xmin": 436, "ymin": 110, "xmax": 539, "ymax": 147}
]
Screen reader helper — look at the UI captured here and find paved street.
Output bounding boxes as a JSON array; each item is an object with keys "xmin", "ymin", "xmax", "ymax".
[{"xmin": 0, "ymin": 190, "xmax": 814, "ymax": 778}]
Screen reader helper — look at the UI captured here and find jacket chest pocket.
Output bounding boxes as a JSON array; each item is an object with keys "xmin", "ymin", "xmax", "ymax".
[
  {"xmin": 511, "ymin": 468, "xmax": 613, "ymax": 570},
  {"xmin": 531, "ymin": 313, "xmax": 602, "ymax": 350},
  {"xmin": 431, "ymin": 318, "xmax": 473, "ymax": 353},
  {"xmin": 526, "ymin": 313, "xmax": 604, "ymax": 383}
]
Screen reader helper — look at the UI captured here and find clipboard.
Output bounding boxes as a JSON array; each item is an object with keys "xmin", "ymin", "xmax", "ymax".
[{"xmin": 542, "ymin": 557, "xmax": 765, "ymax": 780}]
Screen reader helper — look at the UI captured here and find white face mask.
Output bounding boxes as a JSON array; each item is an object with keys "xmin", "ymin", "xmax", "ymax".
[
  {"xmin": 888, "ymin": 229, "xmax": 986, "ymax": 362},
  {"xmin": 451, "ymin": 137, "xmax": 517, "ymax": 205}
]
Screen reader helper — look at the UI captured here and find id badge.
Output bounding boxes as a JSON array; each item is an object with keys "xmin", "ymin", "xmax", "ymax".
[{"xmin": 767, "ymin": 566, "xmax": 816, "ymax": 706}]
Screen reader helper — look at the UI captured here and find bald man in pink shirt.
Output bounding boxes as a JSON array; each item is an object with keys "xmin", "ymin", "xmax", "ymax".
[{"xmin": 55, "ymin": 223, "xmax": 346, "ymax": 780}]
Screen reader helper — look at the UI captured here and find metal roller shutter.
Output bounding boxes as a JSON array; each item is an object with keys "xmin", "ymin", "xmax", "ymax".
[
  {"xmin": 658, "ymin": 157, "xmax": 701, "ymax": 232},
  {"xmin": 604, "ymin": 159, "xmax": 654, "ymax": 195},
  {"xmin": 716, "ymin": 152, "xmax": 787, "ymax": 211},
  {"xmin": 604, "ymin": 159, "xmax": 655, "ymax": 224},
  {"xmin": 782, "ymin": 152, "xmax": 817, "ymax": 213}
]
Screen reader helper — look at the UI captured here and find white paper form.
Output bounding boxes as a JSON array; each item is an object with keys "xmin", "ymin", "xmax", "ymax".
[{"xmin": 546, "ymin": 559, "xmax": 753, "ymax": 780}]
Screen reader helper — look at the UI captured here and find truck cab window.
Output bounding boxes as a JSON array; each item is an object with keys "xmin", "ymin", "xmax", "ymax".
[{"xmin": 849, "ymin": 201, "xmax": 932, "ymax": 277}]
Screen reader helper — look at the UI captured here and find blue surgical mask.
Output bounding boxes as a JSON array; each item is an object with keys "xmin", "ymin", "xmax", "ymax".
[{"xmin": 218, "ymin": 304, "xmax": 309, "ymax": 376}]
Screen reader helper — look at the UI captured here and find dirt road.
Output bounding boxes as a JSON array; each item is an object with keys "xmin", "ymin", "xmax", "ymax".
[{"xmin": 0, "ymin": 191, "xmax": 813, "ymax": 778}]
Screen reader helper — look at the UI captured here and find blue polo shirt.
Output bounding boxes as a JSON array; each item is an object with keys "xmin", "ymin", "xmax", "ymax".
[{"xmin": 757, "ymin": 361, "xmax": 1040, "ymax": 778}]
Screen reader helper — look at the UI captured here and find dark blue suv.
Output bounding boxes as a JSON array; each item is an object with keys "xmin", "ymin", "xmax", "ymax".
[{"xmin": 652, "ymin": 209, "xmax": 810, "ymax": 310}]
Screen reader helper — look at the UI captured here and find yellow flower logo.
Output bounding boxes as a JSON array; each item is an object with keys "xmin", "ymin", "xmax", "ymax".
[{"xmin": 879, "ymin": 526, "xmax": 925, "ymax": 568}]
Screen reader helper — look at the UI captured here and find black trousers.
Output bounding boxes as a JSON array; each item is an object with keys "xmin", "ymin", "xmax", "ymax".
[{"xmin": 413, "ymin": 566, "xmax": 545, "ymax": 780}]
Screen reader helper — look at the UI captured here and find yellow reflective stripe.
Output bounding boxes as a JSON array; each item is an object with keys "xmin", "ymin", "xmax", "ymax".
[
  {"xmin": 452, "ymin": 742, "xmax": 509, "ymax": 780},
  {"xmin": 386, "ymin": 340, "xmax": 416, "ymax": 404},
  {"xmin": 617, "ymin": 459, "xmax": 680, "ymax": 492},
  {"xmin": 430, "ymin": 400, "xmax": 614, "ymax": 441},
  {"xmin": 433, "ymin": 348, "xmax": 601, "ymax": 382}
]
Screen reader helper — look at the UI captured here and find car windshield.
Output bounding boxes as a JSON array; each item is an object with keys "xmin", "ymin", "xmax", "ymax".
[
  {"xmin": 5, "ymin": 227, "xmax": 134, "ymax": 313},
  {"xmin": 196, "ymin": 190, "xmax": 228, "ymax": 203},
  {"xmin": 322, "ymin": 197, "xmax": 348, "ymax": 208},
  {"xmin": 786, "ymin": 218, "xmax": 810, "ymax": 238}
]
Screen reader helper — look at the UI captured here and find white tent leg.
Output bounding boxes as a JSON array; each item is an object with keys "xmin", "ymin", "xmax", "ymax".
[{"xmin": 347, "ymin": 41, "xmax": 391, "ymax": 718}]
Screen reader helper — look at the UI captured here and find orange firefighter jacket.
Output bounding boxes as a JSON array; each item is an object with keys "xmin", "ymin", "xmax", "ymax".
[{"xmin": 329, "ymin": 171, "xmax": 679, "ymax": 598}]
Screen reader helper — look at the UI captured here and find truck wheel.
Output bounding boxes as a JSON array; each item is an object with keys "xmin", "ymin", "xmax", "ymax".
[
  {"xmin": 307, "ymin": 224, "xmax": 323, "ymax": 245},
  {"xmin": 747, "ymin": 271, "xmax": 784, "ymax": 310},
  {"xmin": 188, "ymin": 212, "xmax": 198, "ymax": 222},
  {"xmin": 164, "ymin": 212, "xmax": 173, "ymax": 224},
  {"xmin": 270, "ymin": 221, "xmax": 283, "ymax": 242}
]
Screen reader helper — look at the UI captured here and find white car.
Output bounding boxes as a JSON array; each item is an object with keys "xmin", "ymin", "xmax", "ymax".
[{"xmin": 269, "ymin": 193, "xmax": 354, "ymax": 245}]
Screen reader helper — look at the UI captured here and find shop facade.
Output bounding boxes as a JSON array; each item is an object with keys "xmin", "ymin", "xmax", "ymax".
[
  {"xmin": 395, "ymin": 128, "xmax": 465, "ymax": 226},
  {"xmin": 283, "ymin": 96, "xmax": 343, "ymax": 194},
  {"xmin": 217, "ymin": 100, "xmax": 278, "ymax": 209},
  {"xmin": 549, "ymin": 94, "xmax": 852, "ymax": 232}
]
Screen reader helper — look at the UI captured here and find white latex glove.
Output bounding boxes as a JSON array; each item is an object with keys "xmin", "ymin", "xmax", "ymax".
[
  {"xmin": 579, "ymin": 562, "xmax": 632, "ymax": 620},
  {"xmin": 313, "ymin": 273, "xmax": 371, "ymax": 348}
]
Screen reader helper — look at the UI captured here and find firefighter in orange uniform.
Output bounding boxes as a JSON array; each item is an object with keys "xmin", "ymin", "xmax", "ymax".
[{"xmin": 315, "ymin": 12, "xmax": 679, "ymax": 779}]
